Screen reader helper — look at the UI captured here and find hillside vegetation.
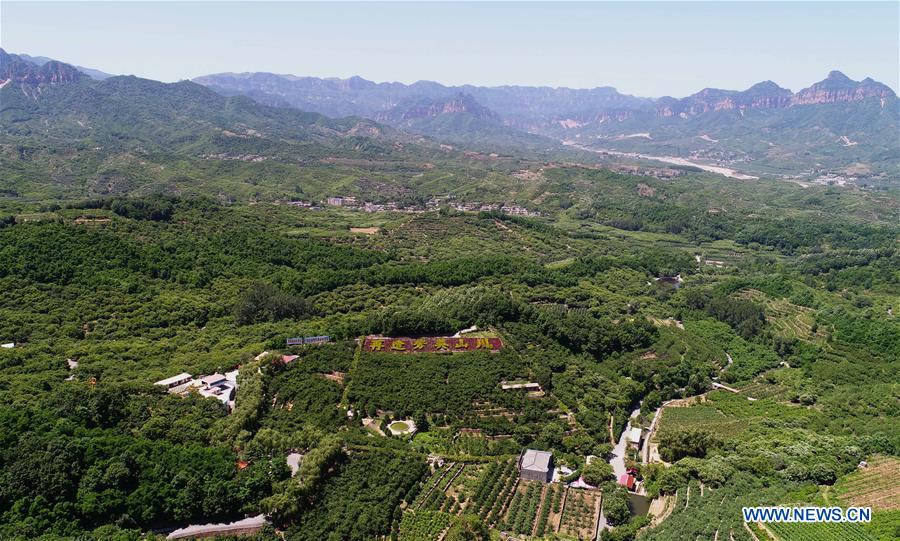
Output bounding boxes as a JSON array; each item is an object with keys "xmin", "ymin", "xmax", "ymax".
[{"xmin": 0, "ymin": 53, "xmax": 897, "ymax": 541}]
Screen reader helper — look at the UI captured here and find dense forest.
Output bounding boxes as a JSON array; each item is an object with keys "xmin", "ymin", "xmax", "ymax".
[{"xmin": 0, "ymin": 181, "xmax": 895, "ymax": 540}]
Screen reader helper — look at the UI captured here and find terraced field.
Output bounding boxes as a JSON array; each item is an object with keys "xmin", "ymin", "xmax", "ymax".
[
  {"xmin": 736, "ymin": 289, "xmax": 824, "ymax": 341},
  {"xmin": 833, "ymin": 455, "xmax": 900, "ymax": 511}
]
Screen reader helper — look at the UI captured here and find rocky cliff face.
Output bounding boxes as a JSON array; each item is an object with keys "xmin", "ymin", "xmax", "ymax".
[
  {"xmin": 0, "ymin": 48, "xmax": 83, "ymax": 87},
  {"xmin": 656, "ymin": 81, "xmax": 793, "ymax": 117},
  {"xmin": 790, "ymin": 71, "xmax": 896, "ymax": 105},
  {"xmin": 653, "ymin": 72, "xmax": 895, "ymax": 118},
  {"xmin": 376, "ymin": 93, "xmax": 499, "ymax": 123}
]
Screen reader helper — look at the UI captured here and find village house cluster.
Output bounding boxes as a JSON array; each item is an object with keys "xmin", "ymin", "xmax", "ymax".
[
  {"xmin": 154, "ymin": 369, "xmax": 240, "ymax": 410},
  {"xmin": 201, "ymin": 152, "xmax": 267, "ymax": 162},
  {"xmin": 608, "ymin": 164, "xmax": 684, "ymax": 180},
  {"xmin": 448, "ymin": 201, "xmax": 540, "ymax": 216},
  {"xmin": 279, "ymin": 195, "xmax": 540, "ymax": 216}
]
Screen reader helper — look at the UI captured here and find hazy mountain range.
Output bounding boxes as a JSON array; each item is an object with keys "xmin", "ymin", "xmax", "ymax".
[
  {"xmin": 1, "ymin": 49, "xmax": 115, "ymax": 82},
  {"xmin": 1, "ymin": 48, "xmax": 898, "ymax": 182},
  {"xmin": 195, "ymin": 70, "xmax": 899, "ymax": 178},
  {"xmin": 1, "ymin": 49, "xmax": 459, "ymax": 200}
]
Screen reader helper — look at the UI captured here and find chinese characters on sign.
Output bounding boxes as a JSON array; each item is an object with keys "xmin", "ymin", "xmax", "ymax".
[
  {"xmin": 363, "ymin": 336, "xmax": 504, "ymax": 353},
  {"xmin": 286, "ymin": 336, "xmax": 331, "ymax": 346}
]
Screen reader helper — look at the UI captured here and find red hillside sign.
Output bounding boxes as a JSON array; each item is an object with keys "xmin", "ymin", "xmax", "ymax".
[{"xmin": 363, "ymin": 336, "xmax": 503, "ymax": 353}]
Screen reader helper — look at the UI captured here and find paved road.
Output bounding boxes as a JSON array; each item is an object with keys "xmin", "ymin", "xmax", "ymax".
[
  {"xmin": 598, "ymin": 406, "xmax": 641, "ymax": 539},
  {"xmin": 610, "ymin": 406, "xmax": 641, "ymax": 479}
]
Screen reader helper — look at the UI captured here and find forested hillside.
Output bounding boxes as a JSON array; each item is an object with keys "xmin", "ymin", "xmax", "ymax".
[
  {"xmin": 0, "ymin": 47, "xmax": 897, "ymax": 541},
  {"xmin": 0, "ymin": 185, "xmax": 896, "ymax": 540}
]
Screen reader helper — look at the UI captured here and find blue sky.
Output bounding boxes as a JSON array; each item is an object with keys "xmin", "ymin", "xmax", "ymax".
[{"xmin": 2, "ymin": 2, "xmax": 897, "ymax": 96}]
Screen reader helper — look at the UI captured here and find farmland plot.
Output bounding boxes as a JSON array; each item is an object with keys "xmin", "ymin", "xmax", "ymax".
[
  {"xmin": 768, "ymin": 521, "xmax": 876, "ymax": 541},
  {"xmin": 736, "ymin": 289, "xmax": 824, "ymax": 342},
  {"xmin": 558, "ymin": 488, "xmax": 601, "ymax": 540},
  {"xmin": 833, "ymin": 455, "xmax": 900, "ymax": 512},
  {"xmin": 412, "ymin": 463, "xmax": 451, "ymax": 509},
  {"xmin": 399, "ymin": 510, "xmax": 452, "ymax": 541},
  {"xmin": 535, "ymin": 483, "xmax": 565, "ymax": 537},
  {"xmin": 466, "ymin": 460, "xmax": 518, "ymax": 525},
  {"xmin": 655, "ymin": 391, "xmax": 810, "ymax": 442},
  {"xmin": 502, "ymin": 481, "xmax": 546, "ymax": 536}
]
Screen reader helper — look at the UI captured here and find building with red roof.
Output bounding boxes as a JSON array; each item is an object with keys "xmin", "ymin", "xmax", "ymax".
[{"xmin": 618, "ymin": 473, "xmax": 636, "ymax": 490}]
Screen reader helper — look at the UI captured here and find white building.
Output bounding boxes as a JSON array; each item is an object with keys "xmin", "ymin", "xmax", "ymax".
[
  {"xmin": 154, "ymin": 373, "xmax": 193, "ymax": 390},
  {"xmin": 628, "ymin": 427, "xmax": 643, "ymax": 449},
  {"xmin": 167, "ymin": 515, "xmax": 267, "ymax": 539},
  {"xmin": 196, "ymin": 371, "xmax": 238, "ymax": 409}
]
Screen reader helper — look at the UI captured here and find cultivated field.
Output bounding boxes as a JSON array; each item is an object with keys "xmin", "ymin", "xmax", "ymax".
[
  {"xmin": 833, "ymin": 455, "xmax": 900, "ymax": 511},
  {"xmin": 398, "ymin": 510, "xmax": 451, "ymax": 541},
  {"xmin": 767, "ymin": 521, "xmax": 875, "ymax": 541},
  {"xmin": 411, "ymin": 462, "xmax": 471, "ymax": 516},
  {"xmin": 468, "ymin": 460, "xmax": 518, "ymax": 526},
  {"xmin": 657, "ymin": 400, "xmax": 747, "ymax": 439},
  {"xmin": 349, "ymin": 226, "xmax": 380, "ymax": 235},
  {"xmin": 655, "ymin": 391, "xmax": 810, "ymax": 442},
  {"xmin": 502, "ymin": 481, "xmax": 547, "ymax": 536},
  {"xmin": 558, "ymin": 487, "xmax": 601, "ymax": 540},
  {"xmin": 736, "ymin": 289, "xmax": 824, "ymax": 342},
  {"xmin": 404, "ymin": 459, "xmax": 525, "ymax": 539}
]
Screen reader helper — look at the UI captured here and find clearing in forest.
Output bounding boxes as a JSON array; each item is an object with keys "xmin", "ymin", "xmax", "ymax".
[{"xmin": 349, "ymin": 226, "xmax": 380, "ymax": 235}]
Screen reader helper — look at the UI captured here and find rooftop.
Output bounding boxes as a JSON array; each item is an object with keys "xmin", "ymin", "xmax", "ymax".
[
  {"xmin": 618, "ymin": 473, "xmax": 636, "ymax": 490},
  {"xmin": 154, "ymin": 372, "xmax": 192, "ymax": 386},
  {"xmin": 200, "ymin": 373, "xmax": 227, "ymax": 386},
  {"xmin": 521, "ymin": 449, "xmax": 553, "ymax": 472},
  {"xmin": 628, "ymin": 427, "xmax": 642, "ymax": 443},
  {"xmin": 167, "ymin": 514, "xmax": 267, "ymax": 540}
]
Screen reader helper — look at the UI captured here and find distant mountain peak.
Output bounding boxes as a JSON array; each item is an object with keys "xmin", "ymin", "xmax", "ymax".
[
  {"xmin": 443, "ymin": 92, "xmax": 496, "ymax": 115},
  {"xmin": 0, "ymin": 48, "xmax": 113, "ymax": 81},
  {"xmin": 744, "ymin": 80, "xmax": 791, "ymax": 95},
  {"xmin": 657, "ymin": 80, "xmax": 794, "ymax": 116},
  {"xmin": 692, "ymin": 87, "xmax": 734, "ymax": 99},
  {"xmin": 792, "ymin": 71, "xmax": 896, "ymax": 105},
  {"xmin": 826, "ymin": 70, "xmax": 853, "ymax": 82}
]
